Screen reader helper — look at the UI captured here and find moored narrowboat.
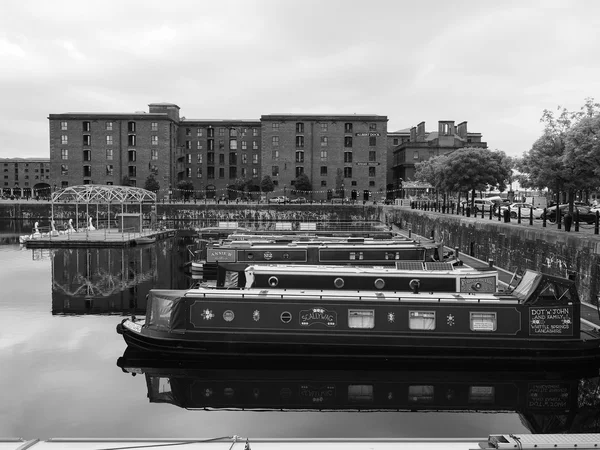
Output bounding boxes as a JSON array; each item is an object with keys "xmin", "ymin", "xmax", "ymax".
[
  {"xmin": 201, "ymin": 237, "xmax": 447, "ymax": 278},
  {"xmin": 117, "ymin": 269, "xmax": 600, "ymax": 362}
]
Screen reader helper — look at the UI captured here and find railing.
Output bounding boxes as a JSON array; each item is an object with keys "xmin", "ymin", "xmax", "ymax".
[{"xmin": 407, "ymin": 201, "xmax": 600, "ymax": 235}]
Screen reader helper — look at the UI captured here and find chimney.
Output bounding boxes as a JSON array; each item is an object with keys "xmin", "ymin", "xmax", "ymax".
[
  {"xmin": 410, "ymin": 127, "xmax": 417, "ymax": 142},
  {"xmin": 456, "ymin": 121, "xmax": 468, "ymax": 139},
  {"xmin": 416, "ymin": 122, "xmax": 425, "ymax": 141}
]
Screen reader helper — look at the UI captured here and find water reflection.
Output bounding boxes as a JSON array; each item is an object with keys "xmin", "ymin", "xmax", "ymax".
[
  {"xmin": 117, "ymin": 350, "xmax": 600, "ymax": 434},
  {"xmin": 50, "ymin": 236, "xmax": 195, "ymax": 315}
]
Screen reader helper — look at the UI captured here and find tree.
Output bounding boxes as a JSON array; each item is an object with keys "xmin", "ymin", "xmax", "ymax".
[
  {"xmin": 293, "ymin": 173, "xmax": 312, "ymax": 197},
  {"xmin": 519, "ymin": 98, "xmax": 600, "ymax": 212},
  {"xmin": 144, "ymin": 174, "xmax": 160, "ymax": 193},
  {"xmin": 440, "ymin": 148, "xmax": 512, "ymax": 209},
  {"xmin": 415, "ymin": 154, "xmax": 450, "ymax": 202},
  {"xmin": 177, "ymin": 180, "xmax": 194, "ymax": 201},
  {"xmin": 260, "ymin": 176, "xmax": 274, "ymax": 198}
]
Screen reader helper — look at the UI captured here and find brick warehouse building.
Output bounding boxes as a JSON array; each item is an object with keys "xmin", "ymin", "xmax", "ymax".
[
  {"xmin": 260, "ymin": 114, "xmax": 388, "ymax": 202},
  {"xmin": 1, "ymin": 158, "xmax": 51, "ymax": 198},
  {"xmin": 48, "ymin": 104, "xmax": 389, "ymax": 202}
]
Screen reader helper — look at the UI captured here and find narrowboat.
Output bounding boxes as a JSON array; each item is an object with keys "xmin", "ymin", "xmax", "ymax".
[
  {"xmin": 116, "ymin": 350, "xmax": 600, "ymax": 435},
  {"xmin": 117, "ymin": 269, "xmax": 600, "ymax": 362},
  {"xmin": 201, "ymin": 237, "xmax": 447, "ymax": 278},
  {"xmin": 205, "ymin": 261, "xmax": 495, "ymax": 294}
]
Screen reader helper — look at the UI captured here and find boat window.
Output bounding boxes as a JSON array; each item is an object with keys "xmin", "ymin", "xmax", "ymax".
[
  {"xmin": 349, "ymin": 251, "xmax": 364, "ymax": 260},
  {"xmin": 348, "ymin": 385, "xmax": 374, "ymax": 403},
  {"xmin": 468, "ymin": 386, "xmax": 495, "ymax": 403},
  {"xmin": 348, "ymin": 309, "xmax": 375, "ymax": 329},
  {"xmin": 470, "ymin": 312, "xmax": 497, "ymax": 332},
  {"xmin": 148, "ymin": 376, "xmax": 174, "ymax": 403},
  {"xmin": 409, "ymin": 311, "xmax": 436, "ymax": 330},
  {"xmin": 408, "ymin": 385, "xmax": 434, "ymax": 403}
]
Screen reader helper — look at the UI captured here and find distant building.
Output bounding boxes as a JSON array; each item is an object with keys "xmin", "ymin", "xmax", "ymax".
[
  {"xmin": 261, "ymin": 114, "xmax": 388, "ymax": 202},
  {"xmin": 391, "ymin": 120, "xmax": 487, "ymax": 196},
  {"xmin": 1, "ymin": 157, "xmax": 50, "ymax": 198}
]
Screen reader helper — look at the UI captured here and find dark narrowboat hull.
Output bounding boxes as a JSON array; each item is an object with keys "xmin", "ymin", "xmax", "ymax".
[{"xmin": 117, "ymin": 320, "xmax": 600, "ymax": 364}]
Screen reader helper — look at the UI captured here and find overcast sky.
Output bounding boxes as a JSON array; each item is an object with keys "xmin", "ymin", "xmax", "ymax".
[{"xmin": 1, "ymin": 0, "xmax": 599, "ymax": 159}]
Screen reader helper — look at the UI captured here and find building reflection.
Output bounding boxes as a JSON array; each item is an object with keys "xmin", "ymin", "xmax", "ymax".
[
  {"xmin": 51, "ymin": 236, "xmax": 193, "ymax": 315},
  {"xmin": 117, "ymin": 350, "xmax": 600, "ymax": 434}
]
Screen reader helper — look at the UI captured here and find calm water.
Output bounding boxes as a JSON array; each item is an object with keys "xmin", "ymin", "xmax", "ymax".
[{"xmin": 1, "ymin": 220, "xmax": 598, "ymax": 440}]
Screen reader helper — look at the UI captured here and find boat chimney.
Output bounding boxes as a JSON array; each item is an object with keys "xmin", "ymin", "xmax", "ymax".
[
  {"xmin": 410, "ymin": 279, "xmax": 420, "ymax": 294},
  {"xmin": 488, "ymin": 259, "xmax": 494, "ymax": 267}
]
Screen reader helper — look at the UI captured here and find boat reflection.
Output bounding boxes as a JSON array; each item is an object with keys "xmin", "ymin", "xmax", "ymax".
[
  {"xmin": 50, "ymin": 237, "xmax": 192, "ymax": 315},
  {"xmin": 117, "ymin": 349, "xmax": 600, "ymax": 434}
]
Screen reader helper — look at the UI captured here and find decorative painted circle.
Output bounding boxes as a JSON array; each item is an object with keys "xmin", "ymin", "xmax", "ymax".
[
  {"xmin": 224, "ymin": 387, "xmax": 235, "ymax": 398},
  {"xmin": 268, "ymin": 276, "xmax": 279, "ymax": 287},
  {"xmin": 409, "ymin": 279, "xmax": 420, "ymax": 290},
  {"xmin": 374, "ymin": 278, "xmax": 385, "ymax": 289},
  {"xmin": 263, "ymin": 251, "xmax": 273, "ymax": 260},
  {"xmin": 223, "ymin": 310, "xmax": 235, "ymax": 322},
  {"xmin": 334, "ymin": 277, "xmax": 345, "ymax": 288},
  {"xmin": 280, "ymin": 311, "xmax": 292, "ymax": 323},
  {"xmin": 283, "ymin": 252, "xmax": 290, "ymax": 259}
]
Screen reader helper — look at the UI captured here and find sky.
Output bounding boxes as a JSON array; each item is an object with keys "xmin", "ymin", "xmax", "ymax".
[{"xmin": 1, "ymin": 0, "xmax": 599, "ymax": 159}]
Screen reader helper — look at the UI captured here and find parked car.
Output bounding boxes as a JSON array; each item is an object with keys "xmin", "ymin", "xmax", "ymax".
[
  {"xmin": 268, "ymin": 196, "xmax": 289, "ymax": 204},
  {"xmin": 541, "ymin": 204, "xmax": 597, "ymax": 224},
  {"xmin": 460, "ymin": 199, "xmax": 495, "ymax": 213},
  {"xmin": 500, "ymin": 203, "xmax": 545, "ymax": 219},
  {"xmin": 290, "ymin": 197, "xmax": 307, "ymax": 204}
]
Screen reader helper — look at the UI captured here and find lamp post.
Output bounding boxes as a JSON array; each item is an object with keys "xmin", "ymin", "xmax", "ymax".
[{"xmin": 341, "ymin": 183, "xmax": 345, "ymax": 204}]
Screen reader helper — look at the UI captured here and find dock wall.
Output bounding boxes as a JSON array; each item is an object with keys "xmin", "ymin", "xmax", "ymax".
[{"xmin": 384, "ymin": 207, "xmax": 600, "ymax": 304}]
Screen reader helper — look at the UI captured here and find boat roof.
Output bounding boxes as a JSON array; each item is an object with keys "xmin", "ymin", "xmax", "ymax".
[
  {"xmin": 244, "ymin": 263, "xmax": 489, "ymax": 275},
  {"xmin": 209, "ymin": 240, "xmax": 440, "ymax": 249}
]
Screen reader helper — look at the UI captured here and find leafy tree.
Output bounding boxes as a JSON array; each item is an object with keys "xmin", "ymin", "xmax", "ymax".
[
  {"xmin": 177, "ymin": 180, "xmax": 194, "ymax": 200},
  {"xmin": 415, "ymin": 154, "xmax": 450, "ymax": 202},
  {"xmin": 121, "ymin": 175, "xmax": 131, "ymax": 186},
  {"xmin": 260, "ymin": 176, "xmax": 274, "ymax": 198},
  {"xmin": 144, "ymin": 174, "xmax": 160, "ymax": 193},
  {"xmin": 293, "ymin": 173, "xmax": 312, "ymax": 196},
  {"xmin": 440, "ymin": 148, "xmax": 512, "ymax": 208},
  {"xmin": 519, "ymin": 98, "xmax": 600, "ymax": 212}
]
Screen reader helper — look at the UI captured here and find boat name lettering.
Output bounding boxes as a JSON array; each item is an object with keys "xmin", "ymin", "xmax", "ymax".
[
  {"xmin": 300, "ymin": 308, "xmax": 337, "ymax": 327},
  {"xmin": 527, "ymin": 383, "xmax": 569, "ymax": 409},
  {"xmin": 529, "ymin": 307, "xmax": 573, "ymax": 336},
  {"xmin": 207, "ymin": 249, "xmax": 236, "ymax": 262},
  {"xmin": 299, "ymin": 385, "xmax": 336, "ymax": 403}
]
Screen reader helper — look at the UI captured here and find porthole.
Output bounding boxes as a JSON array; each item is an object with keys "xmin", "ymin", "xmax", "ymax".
[
  {"xmin": 374, "ymin": 278, "xmax": 385, "ymax": 289},
  {"xmin": 334, "ymin": 277, "xmax": 345, "ymax": 288},
  {"xmin": 283, "ymin": 252, "xmax": 290, "ymax": 259},
  {"xmin": 269, "ymin": 276, "xmax": 279, "ymax": 287},
  {"xmin": 280, "ymin": 311, "xmax": 292, "ymax": 323},
  {"xmin": 247, "ymin": 252, "xmax": 254, "ymax": 260},
  {"xmin": 264, "ymin": 251, "xmax": 273, "ymax": 260}
]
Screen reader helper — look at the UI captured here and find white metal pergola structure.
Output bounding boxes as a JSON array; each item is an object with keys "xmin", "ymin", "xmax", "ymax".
[{"xmin": 50, "ymin": 185, "xmax": 157, "ymax": 231}]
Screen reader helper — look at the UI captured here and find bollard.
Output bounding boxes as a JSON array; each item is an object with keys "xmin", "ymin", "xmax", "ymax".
[
  {"xmin": 529, "ymin": 208, "xmax": 533, "ymax": 226},
  {"xmin": 596, "ymin": 211, "xmax": 599, "ymax": 235},
  {"xmin": 542, "ymin": 208, "xmax": 547, "ymax": 227},
  {"xmin": 574, "ymin": 209, "xmax": 579, "ymax": 232},
  {"xmin": 503, "ymin": 209, "xmax": 510, "ymax": 223},
  {"xmin": 517, "ymin": 206, "xmax": 521, "ymax": 224}
]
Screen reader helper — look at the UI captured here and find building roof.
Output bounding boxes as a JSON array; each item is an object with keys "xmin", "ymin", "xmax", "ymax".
[{"xmin": 261, "ymin": 113, "xmax": 388, "ymax": 121}]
